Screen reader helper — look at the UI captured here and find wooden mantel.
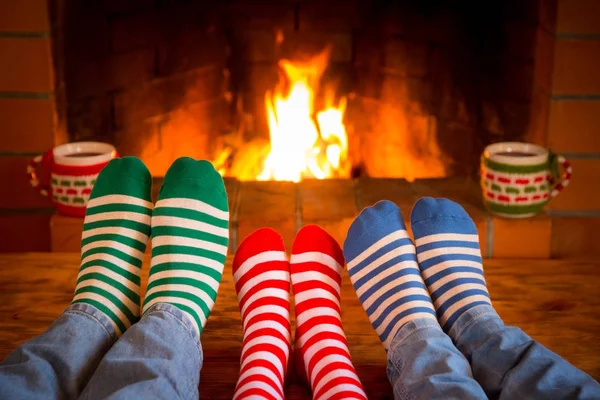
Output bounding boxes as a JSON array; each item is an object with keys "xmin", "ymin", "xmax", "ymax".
[{"xmin": 0, "ymin": 254, "xmax": 599, "ymax": 399}]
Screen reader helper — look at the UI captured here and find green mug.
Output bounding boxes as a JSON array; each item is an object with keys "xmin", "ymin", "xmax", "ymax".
[{"xmin": 481, "ymin": 142, "xmax": 572, "ymax": 218}]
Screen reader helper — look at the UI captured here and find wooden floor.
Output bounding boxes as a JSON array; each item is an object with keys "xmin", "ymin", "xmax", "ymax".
[{"xmin": 0, "ymin": 253, "xmax": 599, "ymax": 399}]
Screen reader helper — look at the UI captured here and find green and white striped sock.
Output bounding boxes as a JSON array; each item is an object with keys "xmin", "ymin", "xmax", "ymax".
[
  {"xmin": 142, "ymin": 157, "xmax": 229, "ymax": 337},
  {"xmin": 73, "ymin": 157, "xmax": 153, "ymax": 336}
]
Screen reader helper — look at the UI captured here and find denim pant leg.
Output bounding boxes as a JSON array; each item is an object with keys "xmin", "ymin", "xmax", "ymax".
[
  {"xmin": 0, "ymin": 303, "xmax": 117, "ymax": 400},
  {"xmin": 451, "ymin": 304, "xmax": 600, "ymax": 400},
  {"xmin": 387, "ymin": 318, "xmax": 487, "ymax": 400},
  {"xmin": 79, "ymin": 303, "xmax": 202, "ymax": 400}
]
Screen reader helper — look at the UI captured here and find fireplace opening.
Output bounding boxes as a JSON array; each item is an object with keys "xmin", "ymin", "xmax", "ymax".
[
  {"xmin": 50, "ymin": 0, "xmax": 547, "ymax": 182},
  {"xmin": 217, "ymin": 45, "xmax": 352, "ymax": 182}
]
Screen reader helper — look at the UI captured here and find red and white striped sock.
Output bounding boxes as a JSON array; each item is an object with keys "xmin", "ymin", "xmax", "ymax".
[
  {"xmin": 290, "ymin": 225, "xmax": 367, "ymax": 400},
  {"xmin": 232, "ymin": 228, "xmax": 291, "ymax": 400}
]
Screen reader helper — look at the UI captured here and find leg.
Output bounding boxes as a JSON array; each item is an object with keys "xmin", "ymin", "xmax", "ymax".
[
  {"xmin": 344, "ymin": 201, "xmax": 487, "ymax": 400},
  {"xmin": 291, "ymin": 226, "xmax": 368, "ymax": 400},
  {"xmin": 0, "ymin": 304, "xmax": 115, "ymax": 400},
  {"xmin": 0, "ymin": 157, "xmax": 153, "ymax": 399},
  {"xmin": 79, "ymin": 304, "xmax": 202, "ymax": 399},
  {"xmin": 232, "ymin": 228, "xmax": 291, "ymax": 400},
  {"xmin": 454, "ymin": 306, "xmax": 600, "ymax": 400},
  {"xmin": 410, "ymin": 197, "xmax": 600, "ymax": 400},
  {"xmin": 81, "ymin": 157, "xmax": 229, "ymax": 398}
]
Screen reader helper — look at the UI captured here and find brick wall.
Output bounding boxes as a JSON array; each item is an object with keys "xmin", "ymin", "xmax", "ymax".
[
  {"xmin": 0, "ymin": 0, "xmax": 55, "ymax": 252},
  {"xmin": 224, "ymin": 0, "xmax": 356, "ymax": 141},
  {"xmin": 547, "ymin": 0, "xmax": 600, "ymax": 258},
  {"xmin": 53, "ymin": 0, "xmax": 554, "ymax": 180},
  {"xmin": 223, "ymin": 0, "xmax": 555, "ymax": 178},
  {"xmin": 348, "ymin": 0, "xmax": 555, "ymax": 177},
  {"xmin": 55, "ymin": 0, "xmax": 229, "ymax": 176}
]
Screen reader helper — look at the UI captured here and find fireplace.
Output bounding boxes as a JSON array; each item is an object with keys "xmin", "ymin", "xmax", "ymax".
[
  {"xmin": 6, "ymin": 0, "xmax": 600, "ymax": 256},
  {"xmin": 49, "ymin": 0, "xmax": 552, "ymax": 181}
]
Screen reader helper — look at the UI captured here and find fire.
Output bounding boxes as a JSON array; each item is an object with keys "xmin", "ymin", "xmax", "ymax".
[
  {"xmin": 210, "ymin": 45, "xmax": 350, "ymax": 181},
  {"xmin": 210, "ymin": 45, "xmax": 449, "ymax": 182},
  {"xmin": 258, "ymin": 49, "xmax": 349, "ymax": 182},
  {"xmin": 239, "ymin": 49, "xmax": 349, "ymax": 182}
]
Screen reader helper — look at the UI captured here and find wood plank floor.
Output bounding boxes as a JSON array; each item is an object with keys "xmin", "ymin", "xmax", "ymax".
[{"xmin": 1, "ymin": 253, "xmax": 599, "ymax": 399}]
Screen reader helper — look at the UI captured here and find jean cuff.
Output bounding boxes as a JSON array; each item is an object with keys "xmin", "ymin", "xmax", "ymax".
[
  {"xmin": 64, "ymin": 303, "xmax": 119, "ymax": 343},
  {"xmin": 143, "ymin": 303, "xmax": 203, "ymax": 358},
  {"xmin": 448, "ymin": 303, "xmax": 501, "ymax": 340},
  {"xmin": 389, "ymin": 317, "xmax": 443, "ymax": 354}
]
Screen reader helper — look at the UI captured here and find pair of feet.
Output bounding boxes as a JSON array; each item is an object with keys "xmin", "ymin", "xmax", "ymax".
[
  {"xmin": 73, "ymin": 156, "xmax": 229, "ymax": 337},
  {"xmin": 232, "ymin": 226, "xmax": 368, "ymax": 400},
  {"xmin": 344, "ymin": 198, "xmax": 491, "ymax": 349}
]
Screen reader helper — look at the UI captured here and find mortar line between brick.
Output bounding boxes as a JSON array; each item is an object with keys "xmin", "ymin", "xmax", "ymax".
[
  {"xmin": 0, "ymin": 207, "xmax": 55, "ymax": 215},
  {"xmin": 0, "ymin": 91, "xmax": 52, "ymax": 99},
  {"xmin": 550, "ymin": 94, "xmax": 600, "ymax": 101},
  {"xmin": 353, "ymin": 179, "xmax": 363, "ymax": 212},
  {"xmin": 0, "ymin": 151, "xmax": 41, "ymax": 157},
  {"xmin": 0, "ymin": 31, "xmax": 49, "ymax": 38},
  {"xmin": 556, "ymin": 153, "xmax": 600, "ymax": 160},
  {"xmin": 555, "ymin": 33, "xmax": 600, "ymax": 40},
  {"xmin": 485, "ymin": 216, "xmax": 494, "ymax": 259},
  {"xmin": 295, "ymin": 183, "xmax": 303, "ymax": 234},
  {"xmin": 547, "ymin": 210, "xmax": 600, "ymax": 217},
  {"xmin": 230, "ymin": 179, "xmax": 241, "ymax": 254}
]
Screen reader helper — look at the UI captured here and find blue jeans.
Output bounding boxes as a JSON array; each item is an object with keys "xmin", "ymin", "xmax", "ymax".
[
  {"xmin": 2, "ymin": 304, "xmax": 599, "ymax": 399},
  {"xmin": 388, "ymin": 304, "xmax": 600, "ymax": 400},
  {"xmin": 0, "ymin": 303, "xmax": 202, "ymax": 400}
]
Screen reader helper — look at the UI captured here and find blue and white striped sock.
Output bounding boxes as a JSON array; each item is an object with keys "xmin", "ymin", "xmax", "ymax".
[
  {"xmin": 343, "ymin": 200, "xmax": 437, "ymax": 351},
  {"xmin": 410, "ymin": 197, "xmax": 491, "ymax": 335}
]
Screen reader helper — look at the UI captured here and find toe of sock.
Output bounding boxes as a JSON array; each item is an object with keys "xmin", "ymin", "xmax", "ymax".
[
  {"xmin": 410, "ymin": 197, "xmax": 470, "ymax": 222},
  {"xmin": 105, "ymin": 156, "xmax": 151, "ymax": 182},
  {"xmin": 165, "ymin": 157, "xmax": 221, "ymax": 183},
  {"xmin": 91, "ymin": 156, "xmax": 152, "ymax": 201},
  {"xmin": 344, "ymin": 200, "xmax": 407, "ymax": 261},
  {"xmin": 410, "ymin": 197, "xmax": 477, "ymax": 238},
  {"xmin": 292, "ymin": 225, "xmax": 344, "ymax": 266},
  {"xmin": 160, "ymin": 157, "xmax": 228, "ymax": 209},
  {"xmin": 346, "ymin": 200, "xmax": 403, "ymax": 239},
  {"xmin": 233, "ymin": 227, "xmax": 286, "ymax": 275}
]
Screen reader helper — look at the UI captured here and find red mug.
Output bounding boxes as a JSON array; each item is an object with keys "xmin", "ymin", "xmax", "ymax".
[{"xmin": 27, "ymin": 142, "xmax": 118, "ymax": 217}]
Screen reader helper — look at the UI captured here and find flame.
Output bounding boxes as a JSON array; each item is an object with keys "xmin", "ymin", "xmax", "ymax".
[{"xmin": 257, "ymin": 49, "xmax": 349, "ymax": 182}]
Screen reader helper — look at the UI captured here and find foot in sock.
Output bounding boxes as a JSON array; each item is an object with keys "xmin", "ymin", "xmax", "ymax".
[
  {"xmin": 142, "ymin": 157, "xmax": 229, "ymax": 337},
  {"xmin": 343, "ymin": 200, "xmax": 437, "ymax": 351},
  {"xmin": 73, "ymin": 156, "xmax": 153, "ymax": 336},
  {"xmin": 232, "ymin": 228, "xmax": 291, "ymax": 400},
  {"xmin": 410, "ymin": 197, "xmax": 491, "ymax": 334},
  {"xmin": 290, "ymin": 225, "xmax": 367, "ymax": 400}
]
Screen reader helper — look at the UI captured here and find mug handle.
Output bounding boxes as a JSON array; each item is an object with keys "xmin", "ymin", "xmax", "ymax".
[
  {"xmin": 27, "ymin": 150, "xmax": 54, "ymax": 198},
  {"xmin": 549, "ymin": 153, "xmax": 572, "ymax": 198}
]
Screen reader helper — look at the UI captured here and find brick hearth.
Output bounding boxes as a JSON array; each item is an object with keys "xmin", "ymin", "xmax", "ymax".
[{"xmin": 52, "ymin": 176, "xmax": 561, "ymax": 259}]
